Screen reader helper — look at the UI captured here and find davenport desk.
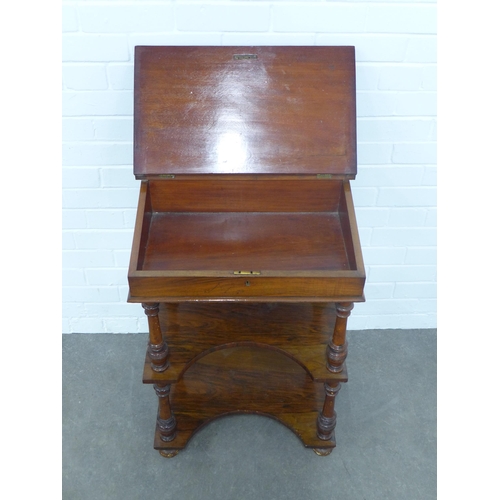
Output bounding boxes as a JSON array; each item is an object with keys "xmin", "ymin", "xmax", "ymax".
[{"xmin": 128, "ymin": 46, "xmax": 366, "ymax": 457}]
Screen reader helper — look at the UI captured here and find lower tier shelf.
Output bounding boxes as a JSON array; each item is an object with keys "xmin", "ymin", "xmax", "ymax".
[
  {"xmin": 149, "ymin": 346, "xmax": 343, "ymax": 452},
  {"xmin": 143, "ymin": 302, "xmax": 348, "ymax": 383}
]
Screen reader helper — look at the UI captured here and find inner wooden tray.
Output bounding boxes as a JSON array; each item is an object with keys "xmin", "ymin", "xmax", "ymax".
[
  {"xmin": 128, "ymin": 178, "xmax": 365, "ymax": 302},
  {"xmin": 142, "ymin": 212, "xmax": 349, "ymax": 271}
]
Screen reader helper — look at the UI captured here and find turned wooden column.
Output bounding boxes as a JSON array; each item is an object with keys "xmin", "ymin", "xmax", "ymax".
[
  {"xmin": 316, "ymin": 381, "xmax": 341, "ymax": 441},
  {"xmin": 326, "ymin": 302, "xmax": 353, "ymax": 373},
  {"xmin": 154, "ymin": 383, "xmax": 177, "ymax": 442},
  {"xmin": 142, "ymin": 303, "xmax": 169, "ymax": 372}
]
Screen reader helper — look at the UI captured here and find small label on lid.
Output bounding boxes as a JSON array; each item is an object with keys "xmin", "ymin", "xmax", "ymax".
[{"xmin": 233, "ymin": 54, "xmax": 258, "ymax": 60}]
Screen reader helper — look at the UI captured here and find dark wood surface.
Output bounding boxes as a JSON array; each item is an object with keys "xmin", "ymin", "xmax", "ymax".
[
  {"xmin": 128, "ymin": 179, "xmax": 365, "ymax": 302},
  {"xmin": 130, "ymin": 275, "xmax": 364, "ymax": 302},
  {"xmin": 148, "ymin": 178, "xmax": 343, "ymax": 213},
  {"xmin": 129, "ymin": 45, "xmax": 364, "ymax": 456},
  {"xmin": 151, "ymin": 346, "xmax": 337, "ymax": 452},
  {"xmin": 142, "ymin": 212, "xmax": 350, "ymax": 271},
  {"xmin": 134, "ymin": 46, "xmax": 357, "ymax": 177},
  {"xmin": 142, "ymin": 302, "xmax": 348, "ymax": 384}
]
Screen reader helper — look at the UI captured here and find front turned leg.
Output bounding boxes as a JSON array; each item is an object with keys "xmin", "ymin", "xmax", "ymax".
[
  {"xmin": 326, "ymin": 302, "xmax": 353, "ymax": 373},
  {"xmin": 142, "ymin": 303, "xmax": 169, "ymax": 372},
  {"xmin": 154, "ymin": 383, "xmax": 177, "ymax": 442},
  {"xmin": 316, "ymin": 381, "xmax": 341, "ymax": 441}
]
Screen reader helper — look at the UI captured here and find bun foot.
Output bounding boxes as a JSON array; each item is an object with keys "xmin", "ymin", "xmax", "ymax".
[
  {"xmin": 159, "ymin": 449, "xmax": 180, "ymax": 458},
  {"xmin": 313, "ymin": 448, "xmax": 333, "ymax": 456}
]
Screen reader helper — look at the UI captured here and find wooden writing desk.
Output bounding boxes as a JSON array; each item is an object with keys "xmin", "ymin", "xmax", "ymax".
[{"xmin": 128, "ymin": 46, "xmax": 365, "ymax": 457}]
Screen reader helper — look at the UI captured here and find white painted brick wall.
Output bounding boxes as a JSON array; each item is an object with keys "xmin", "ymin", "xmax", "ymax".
[{"xmin": 62, "ymin": 0, "xmax": 437, "ymax": 333}]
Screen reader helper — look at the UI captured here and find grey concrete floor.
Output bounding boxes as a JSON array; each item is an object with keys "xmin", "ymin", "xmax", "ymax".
[{"xmin": 63, "ymin": 329, "xmax": 436, "ymax": 500}]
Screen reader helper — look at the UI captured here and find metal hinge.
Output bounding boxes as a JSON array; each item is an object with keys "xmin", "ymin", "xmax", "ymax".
[{"xmin": 233, "ymin": 271, "xmax": 261, "ymax": 275}]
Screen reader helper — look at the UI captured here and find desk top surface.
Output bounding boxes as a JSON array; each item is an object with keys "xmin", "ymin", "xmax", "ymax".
[{"xmin": 133, "ymin": 46, "xmax": 357, "ymax": 178}]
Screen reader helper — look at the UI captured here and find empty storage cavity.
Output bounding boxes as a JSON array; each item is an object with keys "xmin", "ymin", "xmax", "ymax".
[
  {"xmin": 133, "ymin": 178, "xmax": 360, "ymax": 273},
  {"xmin": 140, "ymin": 212, "xmax": 349, "ymax": 271}
]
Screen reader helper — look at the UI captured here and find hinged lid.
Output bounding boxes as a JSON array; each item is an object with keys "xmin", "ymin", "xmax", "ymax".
[{"xmin": 134, "ymin": 46, "xmax": 357, "ymax": 178}]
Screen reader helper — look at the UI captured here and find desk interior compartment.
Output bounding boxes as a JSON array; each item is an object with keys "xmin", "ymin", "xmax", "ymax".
[{"xmin": 128, "ymin": 177, "xmax": 365, "ymax": 301}]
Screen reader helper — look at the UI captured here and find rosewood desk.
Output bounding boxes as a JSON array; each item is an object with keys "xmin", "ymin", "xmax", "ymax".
[{"xmin": 128, "ymin": 46, "xmax": 365, "ymax": 457}]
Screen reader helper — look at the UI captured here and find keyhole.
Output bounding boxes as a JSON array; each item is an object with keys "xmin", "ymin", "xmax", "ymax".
[{"xmin": 245, "ymin": 281, "xmax": 250, "ymax": 286}]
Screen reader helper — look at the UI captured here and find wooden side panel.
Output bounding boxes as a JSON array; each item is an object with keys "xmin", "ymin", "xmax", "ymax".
[
  {"xmin": 148, "ymin": 179, "xmax": 342, "ymax": 212},
  {"xmin": 128, "ymin": 275, "xmax": 365, "ymax": 300},
  {"xmin": 338, "ymin": 182, "xmax": 356, "ymax": 270},
  {"xmin": 128, "ymin": 181, "xmax": 151, "ymax": 275},
  {"xmin": 339, "ymin": 181, "xmax": 365, "ymax": 275}
]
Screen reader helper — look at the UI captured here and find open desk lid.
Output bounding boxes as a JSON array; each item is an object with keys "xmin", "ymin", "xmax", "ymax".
[{"xmin": 134, "ymin": 46, "xmax": 357, "ymax": 178}]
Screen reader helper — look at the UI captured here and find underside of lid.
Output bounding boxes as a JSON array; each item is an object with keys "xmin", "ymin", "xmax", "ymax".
[{"xmin": 133, "ymin": 46, "xmax": 357, "ymax": 178}]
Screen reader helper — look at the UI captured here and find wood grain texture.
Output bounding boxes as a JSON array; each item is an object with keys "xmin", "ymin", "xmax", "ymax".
[
  {"xmin": 339, "ymin": 180, "xmax": 364, "ymax": 272},
  {"xmin": 128, "ymin": 180, "xmax": 365, "ymax": 301},
  {"xmin": 317, "ymin": 382, "xmax": 341, "ymax": 441},
  {"xmin": 130, "ymin": 45, "xmax": 364, "ymax": 456},
  {"xmin": 148, "ymin": 178, "xmax": 342, "ymax": 213},
  {"xmin": 128, "ymin": 181, "xmax": 149, "ymax": 278},
  {"xmin": 129, "ymin": 274, "xmax": 365, "ymax": 300},
  {"xmin": 142, "ymin": 303, "xmax": 169, "ymax": 372},
  {"xmin": 134, "ymin": 46, "xmax": 356, "ymax": 177},
  {"xmin": 151, "ymin": 346, "xmax": 337, "ymax": 451},
  {"xmin": 142, "ymin": 302, "xmax": 348, "ymax": 384},
  {"xmin": 141, "ymin": 212, "xmax": 350, "ymax": 271}
]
